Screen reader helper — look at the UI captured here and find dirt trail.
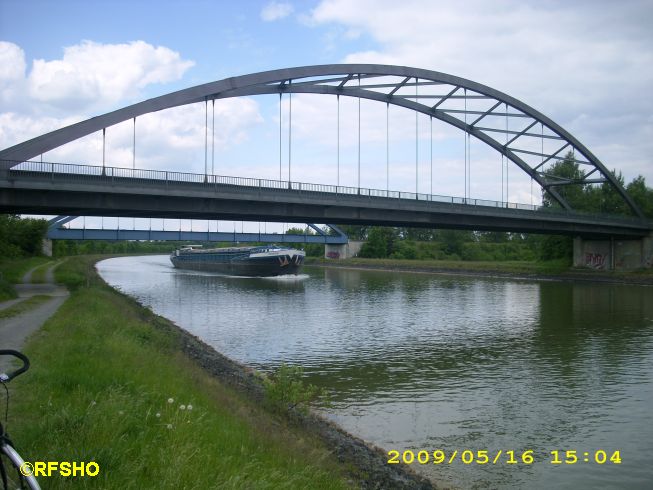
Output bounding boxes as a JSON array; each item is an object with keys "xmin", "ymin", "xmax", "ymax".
[{"xmin": 0, "ymin": 261, "xmax": 69, "ymax": 372}]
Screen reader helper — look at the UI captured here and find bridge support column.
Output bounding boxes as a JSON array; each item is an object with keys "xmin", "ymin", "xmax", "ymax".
[
  {"xmin": 41, "ymin": 238, "xmax": 53, "ymax": 257},
  {"xmin": 325, "ymin": 240, "xmax": 364, "ymax": 260},
  {"xmin": 573, "ymin": 233, "xmax": 653, "ymax": 270}
]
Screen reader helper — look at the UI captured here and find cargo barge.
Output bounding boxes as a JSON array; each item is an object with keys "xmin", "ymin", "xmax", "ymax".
[{"xmin": 170, "ymin": 245, "xmax": 305, "ymax": 277}]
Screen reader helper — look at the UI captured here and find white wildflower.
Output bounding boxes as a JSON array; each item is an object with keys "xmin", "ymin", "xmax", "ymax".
[
  {"xmin": 179, "ymin": 405, "xmax": 186, "ymax": 410},
  {"xmin": 167, "ymin": 398, "xmax": 174, "ymax": 404},
  {"xmin": 167, "ymin": 424, "xmax": 173, "ymax": 430},
  {"xmin": 155, "ymin": 412, "xmax": 161, "ymax": 418},
  {"xmin": 187, "ymin": 404, "xmax": 193, "ymax": 411}
]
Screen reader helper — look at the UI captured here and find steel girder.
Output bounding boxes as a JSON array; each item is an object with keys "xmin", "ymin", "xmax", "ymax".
[{"xmin": 0, "ymin": 64, "xmax": 643, "ymax": 218}]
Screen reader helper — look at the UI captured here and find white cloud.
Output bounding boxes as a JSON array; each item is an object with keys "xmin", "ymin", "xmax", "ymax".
[
  {"xmin": 0, "ymin": 99, "xmax": 263, "ymax": 173},
  {"xmin": 0, "ymin": 42, "xmax": 27, "ymax": 110},
  {"xmin": 306, "ymin": 0, "xmax": 653, "ymax": 198},
  {"xmin": 0, "ymin": 42, "xmax": 25, "ymax": 84},
  {"xmin": 261, "ymin": 1, "xmax": 294, "ymax": 21},
  {"xmin": 26, "ymin": 40, "xmax": 194, "ymax": 113},
  {"xmin": 0, "ymin": 40, "xmax": 263, "ymax": 174}
]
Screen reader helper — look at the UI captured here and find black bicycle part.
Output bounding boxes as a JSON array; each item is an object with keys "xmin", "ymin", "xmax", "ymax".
[{"xmin": 0, "ymin": 351, "xmax": 30, "ymax": 383}]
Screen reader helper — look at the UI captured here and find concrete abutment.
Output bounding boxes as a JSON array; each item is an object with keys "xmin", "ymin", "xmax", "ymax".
[
  {"xmin": 324, "ymin": 241, "xmax": 364, "ymax": 260},
  {"xmin": 573, "ymin": 233, "xmax": 653, "ymax": 270}
]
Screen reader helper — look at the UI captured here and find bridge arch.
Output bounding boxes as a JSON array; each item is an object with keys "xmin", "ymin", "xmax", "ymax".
[{"xmin": 0, "ymin": 64, "xmax": 643, "ymax": 217}]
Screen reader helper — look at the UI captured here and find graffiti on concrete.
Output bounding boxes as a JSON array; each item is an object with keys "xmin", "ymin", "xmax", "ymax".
[
  {"xmin": 326, "ymin": 251, "xmax": 340, "ymax": 259},
  {"xmin": 645, "ymin": 253, "xmax": 653, "ymax": 268},
  {"xmin": 585, "ymin": 252, "xmax": 607, "ymax": 269}
]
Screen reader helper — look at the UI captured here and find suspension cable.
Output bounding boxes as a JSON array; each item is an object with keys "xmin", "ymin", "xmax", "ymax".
[
  {"xmin": 536, "ymin": 122, "xmax": 543, "ymax": 207},
  {"xmin": 204, "ymin": 99, "xmax": 208, "ymax": 179},
  {"xmin": 386, "ymin": 101, "xmax": 389, "ymax": 194},
  {"xmin": 467, "ymin": 121, "xmax": 471, "ymax": 199},
  {"xmin": 288, "ymin": 79, "xmax": 292, "ymax": 183},
  {"xmin": 505, "ymin": 103, "xmax": 509, "ymax": 205},
  {"xmin": 464, "ymin": 88, "xmax": 467, "ymax": 200},
  {"xmin": 416, "ymin": 77, "xmax": 419, "ymax": 195},
  {"xmin": 279, "ymin": 92, "xmax": 282, "ymax": 181},
  {"xmin": 337, "ymin": 94, "xmax": 340, "ymax": 187},
  {"xmin": 430, "ymin": 116, "xmax": 433, "ymax": 197},
  {"xmin": 501, "ymin": 148, "xmax": 504, "ymax": 204},
  {"xmin": 132, "ymin": 117, "xmax": 136, "ymax": 170},
  {"xmin": 358, "ymin": 74, "xmax": 361, "ymax": 191},
  {"xmin": 102, "ymin": 127, "xmax": 106, "ymax": 173}
]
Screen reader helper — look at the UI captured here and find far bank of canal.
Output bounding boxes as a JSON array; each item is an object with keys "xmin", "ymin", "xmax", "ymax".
[{"xmin": 98, "ymin": 255, "xmax": 653, "ymax": 489}]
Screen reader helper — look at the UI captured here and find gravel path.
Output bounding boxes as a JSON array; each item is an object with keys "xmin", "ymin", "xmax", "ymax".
[{"xmin": 0, "ymin": 261, "xmax": 68, "ymax": 372}]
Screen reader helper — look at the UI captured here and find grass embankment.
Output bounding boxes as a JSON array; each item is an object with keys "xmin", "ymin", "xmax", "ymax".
[
  {"xmin": 307, "ymin": 256, "xmax": 653, "ymax": 282},
  {"xmin": 10, "ymin": 256, "xmax": 354, "ymax": 489},
  {"xmin": 0, "ymin": 295, "xmax": 51, "ymax": 319},
  {"xmin": 0, "ymin": 256, "xmax": 51, "ymax": 283},
  {"xmin": 308, "ymin": 256, "xmax": 571, "ymax": 274},
  {"xmin": 29, "ymin": 259, "xmax": 57, "ymax": 283},
  {"xmin": 0, "ymin": 256, "xmax": 52, "ymax": 300}
]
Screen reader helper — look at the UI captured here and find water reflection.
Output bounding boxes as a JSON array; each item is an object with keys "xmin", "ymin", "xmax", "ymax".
[{"xmin": 97, "ymin": 256, "xmax": 653, "ymax": 489}]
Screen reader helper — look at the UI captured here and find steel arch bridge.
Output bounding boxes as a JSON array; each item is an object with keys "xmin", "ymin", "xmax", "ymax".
[{"xmin": 0, "ymin": 63, "xmax": 644, "ymax": 218}]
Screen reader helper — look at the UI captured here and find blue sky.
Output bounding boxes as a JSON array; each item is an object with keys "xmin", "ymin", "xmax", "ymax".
[
  {"xmin": 1, "ymin": 0, "xmax": 652, "ymax": 230},
  {"xmin": 1, "ymin": 1, "xmax": 370, "ymax": 96}
]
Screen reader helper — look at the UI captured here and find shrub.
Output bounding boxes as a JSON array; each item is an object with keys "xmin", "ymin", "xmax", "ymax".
[
  {"xmin": 0, "ymin": 276, "xmax": 17, "ymax": 301},
  {"xmin": 262, "ymin": 363, "xmax": 330, "ymax": 415}
]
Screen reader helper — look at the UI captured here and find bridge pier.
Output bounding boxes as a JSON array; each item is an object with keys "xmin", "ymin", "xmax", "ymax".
[
  {"xmin": 41, "ymin": 238, "xmax": 53, "ymax": 257},
  {"xmin": 573, "ymin": 232, "xmax": 653, "ymax": 270},
  {"xmin": 325, "ymin": 241, "xmax": 364, "ymax": 260}
]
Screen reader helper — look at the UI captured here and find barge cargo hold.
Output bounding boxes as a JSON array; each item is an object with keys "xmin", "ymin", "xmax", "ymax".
[{"xmin": 170, "ymin": 245, "xmax": 305, "ymax": 277}]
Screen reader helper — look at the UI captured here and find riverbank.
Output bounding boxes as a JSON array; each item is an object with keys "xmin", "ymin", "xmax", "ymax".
[
  {"xmin": 0, "ymin": 256, "xmax": 52, "ymax": 300},
  {"xmin": 8, "ymin": 255, "xmax": 433, "ymax": 489},
  {"xmin": 0, "ymin": 260, "xmax": 70, "ymax": 371},
  {"xmin": 306, "ymin": 257, "xmax": 653, "ymax": 285}
]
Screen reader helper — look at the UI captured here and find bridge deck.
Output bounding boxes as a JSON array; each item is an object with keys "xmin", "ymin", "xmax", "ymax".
[{"xmin": 1, "ymin": 161, "xmax": 651, "ymax": 238}]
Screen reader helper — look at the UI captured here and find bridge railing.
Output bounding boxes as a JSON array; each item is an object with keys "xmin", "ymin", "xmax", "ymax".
[{"xmin": 2, "ymin": 159, "xmax": 647, "ymax": 224}]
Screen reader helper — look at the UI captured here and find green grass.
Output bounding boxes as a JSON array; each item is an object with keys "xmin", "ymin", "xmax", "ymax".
[
  {"xmin": 54, "ymin": 256, "xmax": 96, "ymax": 291},
  {"xmin": 29, "ymin": 260, "xmax": 56, "ymax": 283},
  {"xmin": 308, "ymin": 256, "xmax": 653, "ymax": 282},
  {"xmin": 8, "ymin": 256, "xmax": 354, "ymax": 489},
  {"xmin": 0, "ymin": 277, "xmax": 17, "ymax": 301},
  {"xmin": 0, "ymin": 256, "xmax": 51, "ymax": 284},
  {"xmin": 0, "ymin": 295, "xmax": 51, "ymax": 320},
  {"xmin": 308, "ymin": 256, "xmax": 571, "ymax": 274}
]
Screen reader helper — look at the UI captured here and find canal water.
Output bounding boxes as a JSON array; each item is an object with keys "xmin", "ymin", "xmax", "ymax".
[{"xmin": 97, "ymin": 255, "xmax": 653, "ymax": 489}]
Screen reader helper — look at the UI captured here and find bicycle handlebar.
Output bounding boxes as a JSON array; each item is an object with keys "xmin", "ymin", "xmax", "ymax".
[{"xmin": 0, "ymin": 350, "xmax": 30, "ymax": 383}]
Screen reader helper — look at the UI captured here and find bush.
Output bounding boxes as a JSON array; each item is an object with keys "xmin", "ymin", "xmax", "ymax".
[
  {"xmin": 0, "ymin": 215, "xmax": 47, "ymax": 257},
  {"xmin": 0, "ymin": 276, "xmax": 17, "ymax": 301},
  {"xmin": 390, "ymin": 241, "xmax": 417, "ymax": 260},
  {"xmin": 262, "ymin": 363, "xmax": 330, "ymax": 415}
]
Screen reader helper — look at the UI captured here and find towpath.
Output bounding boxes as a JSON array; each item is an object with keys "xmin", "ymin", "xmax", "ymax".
[{"xmin": 0, "ymin": 261, "xmax": 69, "ymax": 372}]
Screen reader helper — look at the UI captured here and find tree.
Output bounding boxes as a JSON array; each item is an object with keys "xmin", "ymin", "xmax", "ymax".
[
  {"xmin": 398, "ymin": 227, "xmax": 436, "ymax": 241},
  {"xmin": 542, "ymin": 152, "xmax": 590, "ymax": 211},
  {"xmin": 359, "ymin": 227, "xmax": 397, "ymax": 258},
  {"xmin": 626, "ymin": 175, "xmax": 653, "ymax": 218},
  {"xmin": 286, "ymin": 226, "xmax": 313, "ymax": 235},
  {"xmin": 0, "ymin": 215, "xmax": 48, "ymax": 257},
  {"xmin": 335, "ymin": 225, "xmax": 368, "ymax": 241},
  {"xmin": 478, "ymin": 231, "xmax": 510, "ymax": 243},
  {"xmin": 435, "ymin": 229, "xmax": 474, "ymax": 258}
]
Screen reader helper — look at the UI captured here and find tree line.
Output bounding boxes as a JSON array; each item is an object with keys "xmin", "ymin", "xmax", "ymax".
[
  {"xmin": 0, "ymin": 215, "xmax": 48, "ymax": 258},
  {"xmin": 339, "ymin": 153, "xmax": 653, "ymax": 263}
]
